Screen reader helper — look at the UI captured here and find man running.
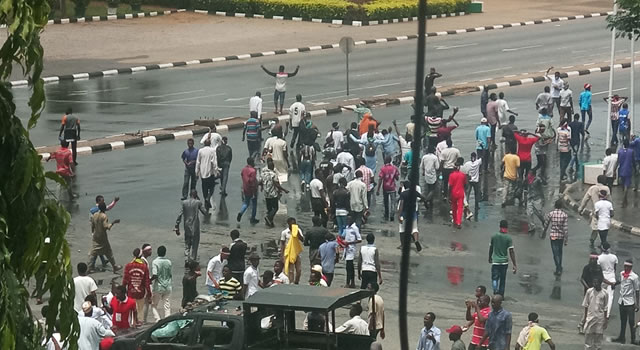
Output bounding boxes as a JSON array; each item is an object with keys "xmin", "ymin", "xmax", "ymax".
[
  {"xmin": 261, "ymin": 64, "xmax": 300, "ymax": 115},
  {"xmin": 237, "ymin": 157, "xmax": 259, "ymax": 225}
]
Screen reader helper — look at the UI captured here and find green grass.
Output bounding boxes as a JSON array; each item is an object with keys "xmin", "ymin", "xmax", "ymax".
[{"xmin": 49, "ymin": 0, "xmax": 174, "ymax": 19}]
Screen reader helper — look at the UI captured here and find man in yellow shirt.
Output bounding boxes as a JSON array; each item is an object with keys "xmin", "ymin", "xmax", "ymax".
[
  {"xmin": 515, "ymin": 312, "xmax": 556, "ymax": 350},
  {"xmin": 502, "ymin": 146, "xmax": 521, "ymax": 208}
]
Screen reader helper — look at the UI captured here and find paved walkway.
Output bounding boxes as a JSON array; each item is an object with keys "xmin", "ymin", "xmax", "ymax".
[{"xmin": 2, "ymin": 0, "xmax": 612, "ymax": 77}]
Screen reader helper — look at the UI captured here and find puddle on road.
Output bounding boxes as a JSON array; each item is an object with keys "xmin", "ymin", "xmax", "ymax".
[
  {"xmin": 518, "ymin": 272, "xmax": 543, "ymax": 295},
  {"xmin": 446, "ymin": 266, "xmax": 464, "ymax": 285}
]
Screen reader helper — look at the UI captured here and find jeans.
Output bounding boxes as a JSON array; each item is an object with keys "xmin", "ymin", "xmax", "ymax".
[
  {"xmin": 219, "ymin": 166, "xmax": 230, "ymax": 194},
  {"xmin": 151, "ymin": 291, "xmax": 171, "ymax": 322},
  {"xmin": 477, "ymin": 149, "xmax": 489, "ymax": 172},
  {"xmin": 596, "ymin": 230, "xmax": 608, "ymax": 245},
  {"xmin": 618, "ymin": 304, "xmax": 637, "ymax": 342},
  {"xmin": 383, "ymin": 191, "xmax": 397, "ymax": 220},
  {"xmin": 518, "ymin": 161, "xmax": 531, "ymax": 182},
  {"xmin": 265, "ymin": 197, "xmax": 279, "ymax": 222},
  {"xmin": 581, "ymin": 108, "xmax": 593, "ymax": 130},
  {"xmin": 491, "ymin": 264, "xmax": 508, "ymax": 296},
  {"xmin": 182, "ymin": 167, "xmax": 197, "ymax": 199},
  {"xmin": 568, "ymin": 144, "xmax": 580, "ymax": 170},
  {"xmin": 336, "ymin": 214, "xmax": 347, "ymax": 237},
  {"xmin": 424, "ymin": 182, "xmax": 437, "ymax": 207},
  {"xmin": 550, "ymin": 239, "xmax": 564, "ymax": 273},
  {"xmin": 274, "ymin": 90, "xmax": 285, "ymax": 108},
  {"xmin": 346, "ymin": 260, "xmax": 355, "ymax": 287},
  {"xmin": 559, "ymin": 151, "xmax": 571, "ymax": 179},
  {"xmin": 201, "ymin": 176, "xmax": 216, "ymax": 210},
  {"xmin": 533, "ymin": 154, "xmax": 547, "ymax": 178},
  {"xmin": 247, "ymin": 140, "xmax": 261, "ymax": 160},
  {"xmin": 465, "ymin": 181, "xmax": 481, "ymax": 208},
  {"xmin": 299, "ymin": 160, "xmax": 313, "ymax": 184},
  {"xmin": 239, "ymin": 193, "xmax": 258, "ymax": 220},
  {"xmin": 611, "ymin": 119, "xmax": 619, "ymax": 145},
  {"xmin": 70, "ymin": 139, "xmax": 77, "ymax": 164}
]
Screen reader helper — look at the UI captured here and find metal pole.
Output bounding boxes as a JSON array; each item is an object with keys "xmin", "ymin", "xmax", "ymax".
[
  {"xmin": 631, "ymin": 38, "xmax": 636, "ymax": 133},
  {"xmin": 346, "ymin": 52, "xmax": 350, "ymax": 96},
  {"xmin": 605, "ymin": 1, "xmax": 618, "ymax": 147}
]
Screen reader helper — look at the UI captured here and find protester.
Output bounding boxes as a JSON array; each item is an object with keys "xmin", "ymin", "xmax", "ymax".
[
  {"xmin": 47, "ymin": 140, "xmax": 76, "ymax": 200},
  {"xmin": 416, "ymin": 312, "xmax": 440, "ymax": 350},
  {"xmin": 480, "ymin": 295, "xmax": 512, "ymax": 350},
  {"xmin": 581, "ymin": 276, "xmax": 608, "ymax": 349},
  {"xmin": 263, "ymin": 126, "xmax": 289, "ymax": 182},
  {"xmin": 319, "ymin": 234, "xmax": 339, "ymax": 286},
  {"xmin": 228, "ymin": 230, "xmax": 248, "ymax": 284},
  {"xmin": 463, "ymin": 295, "xmax": 490, "ymax": 350},
  {"xmin": 218, "ymin": 266, "xmax": 242, "ymax": 300},
  {"xmin": 612, "ymin": 259, "xmax": 640, "ymax": 344},
  {"xmin": 440, "ymin": 138, "xmax": 461, "ymax": 198},
  {"xmin": 544, "ymin": 200, "xmax": 568, "ymax": 276},
  {"xmin": 58, "ymin": 107, "xmax": 80, "ymax": 165},
  {"xmin": 597, "ymin": 242, "xmax": 618, "ymax": 316},
  {"xmin": 261, "ymin": 158, "xmax": 288, "ymax": 227},
  {"xmin": 175, "ymin": 189, "xmax": 207, "ymax": 262},
  {"xmin": 122, "ymin": 248, "xmax": 151, "ymax": 324},
  {"xmin": 489, "ymin": 220, "xmax": 517, "ymax": 296},
  {"xmin": 289, "ymin": 94, "xmax": 306, "ymax": 147},
  {"xmin": 581, "ymin": 254, "xmax": 605, "ymax": 295},
  {"xmin": 526, "ymin": 168, "xmax": 545, "ymax": 233},
  {"xmin": 449, "ymin": 158, "xmax": 467, "ymax": 229},
  {"xmin": 261, "ymin": 64, "xmax": 300, "ymax": 114},
  {"xmin": 604, "ymin": 94, "xmax": 628, "ymax": 146},
  {"xmin": 367, "ymin": 282, "xmax": 385, "ymax": 339},
  {"xmin": 180, "ymin": 138, "xmax": 199, "ymax": 200},
  {"xmin": 544, "ymin": 68, "xmax": 564, "ymax": 116},
  {"xmin": 89, "ymin": 202, "xmax": 121, "ymax": 273},
  {"xmin": 593, "ymin": 190, "xmax": 613, "ymax": 246},
  {"xmin": 579, "ymin": 83, "xmax": 593, "ymax": 133},
  {"xmin": 309, "ymin": 265, "xmax": 328, "ymax": 287},
  {"xmin": 602, "ymin": 148, "xmax": 618, "ymax": 190},
  {"xmin": 343, "ymin": 215, "xmax": 362, "ymax": 288},
  {"xmin": 377, "ymin": 155, "xmax": 400, "ymax": 221},
  {"xmin": 243, "ymin": 252, "xmax": 262, "ymax": 298},
  {"xmin": 475, "ymin": 118, "xmax": 492, "ymax": 172},
  {"xmin": 568, "ymin": 113, "xmax": 585, "ymax": 173},
  {"xmin": 347, "ymin": 170, "xmax": 369, "ymax": 228},
  {"xmin": 195, "ymin": 138, "xmax": 219, "ymax": 212},
  {"xmin": 243, "ymin": 111, "xmax": 262, "ymax": 160},
  {"xmin": 336, "ymin": 304, "xmax": 369, "ymax": 335},
  {"xmin": 397, "ymin": 181, "xmax": 425, "ymax": 252},
  {"xmin": 181, "ymin": 260, "xmax": 200, "ymax": 307},
  {"xmin": 272, "ymin": 260, "xmax": 290, "ymax": 285},
  {"xmin": 237, "ymin": 157, "xmax": 260, "ymax": 224},
  {"xmin": 206, "ymin": 247, "xmax": 230, "ymax": 295},
  {"xmin": 424, "ymin": 67, "xmax": 442, "ymax": 94},
  {"xmin": 513, "ymin": 130, "xmax": 539, "ymax": 182},
  {"xmin": 556, "ymin": 119, "xmax": 572, "ymax": 180},
  {"xmin": 249, "ymin": 91, "xmax": 262, "ymax": 119},
  {"xmin": 578, "ymin": 175, "xmax": 611, "ymax": 249},
  {"xmin": 486, "ymin": 93, "xmax": 500, "ymax": 147},
  {"xmin": 501, "ymin": 145, "xmax": 520, "ymax": 207},
  {"xmin": 151, "ymin": 246, "xmax": 172, "ymax": 322},
  {"xmin": 216, "ymin": 136, "xmax": 233, "ymax": 196},
  {"xmin": 617, "ymin": 140, "xmax": 634, "ymax": 207},
  {"xmin": 447, "ymin": 325, "xmax": 465, "ymax": 350},
  {"xmin": 358, "ymin": 233, "xmax": 382, "ymax": 289},
  {"xmin": 514, "ymin": 312, "xmax": 555, "ymax": 350},
  {"xmin": 305, "ymin": 216, "xmax": 329, "ymax": 266},
  {"xmin": 558, "ymin": 82, "xmax": 573, "ymax": 121},
  {"xmin": 310, "ymin": 169, "xmax": 329, "ymax": 226},
  {"xmin": 77, "ymin": 314, "xmax": 115, "ymax": 350},
  {"xmin": 73, "ymin": 263, "xmax": 98, "ymax": 313},
  {"xmin": 281, "ymin": 217, "xmax": 304, "ymax": 284},
  {"xmin": 110, "ymin": 284, "xmax": 138, "ymax": 331},
  {"xmin": 536, "ymin": 87, "xmax": 554, "ymax": 118}
]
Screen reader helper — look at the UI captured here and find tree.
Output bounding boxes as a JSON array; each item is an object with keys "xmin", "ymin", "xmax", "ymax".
[
  {"xmin": 0, "ymin": 0, "xmax": 79, "ymax": 348},
  {"xmin": 607, "ymin": 0, "xmax": 640, "ymax": 40}
]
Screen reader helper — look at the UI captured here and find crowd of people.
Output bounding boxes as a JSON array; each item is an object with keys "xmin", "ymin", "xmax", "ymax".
[{"xmin": 39, "ymin": 62, "xmax": 640, "ymax": 350}]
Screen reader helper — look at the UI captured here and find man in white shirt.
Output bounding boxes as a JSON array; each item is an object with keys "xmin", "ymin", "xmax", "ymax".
[
  {"xmin": 199, "ymin": 126, "xmax": 222, "ymax": 149},
  {"xmin": 612, "ymin": 259, "xmax": 640, "ymax": 344},
  {"xmin": 249, "ymin": 91, "xmax": 263, "ymax": 119},
  {"xmin": 343, "ymin": 217, "xmax": 362, "ymax": 288},
  {"xmin": 598, "ymin": 242, "xmax": 618, "ymax": 316},
  {"xmin": 206, "ymin": 247, "xmax": 230, "ymax": 295},
  {"xmin": 195, "ymin": 138, "xmax": 219, "ymax": 211},
  {"xmin": 347, "ymin": 170, "xmax": 369, "ymax": 228},
  {"xmin": 78, "ymin": 315, "xmax": 115, "ymax": 350},
  {"xmin": 602, "ymin": 148, "xmax": 618, "ymax": 189},
  {"xmin": 326, "ymin": 122, "xmax": 345, "ymax": 151},
  {"xmin": 497, "ymin": 92, "xmax": 518, "ymax": 126},
  {"xmin": 336, "ymin": 303, "xmax": 369, "ymax": 335},
  {"xmin": 337, "ymin": 150, "xmax": 355, "ymax": 181},
  {"xmin": 273, "ymin": 260, "xmax": 290, "ymax": 284},
  {"xmin": 310, "ymin": 169, "xmax": 328, "ymax": 227},
  {"xmin": 74, "ymin": 263, "xmax": 98, "ymax": 313},
  {"xmin": 559, "ymin": 82, "xmax": 573, "ymax": 120},
  {"xmin": 289, "ymin": 94, "xmax": 306, "ymax": 148},
  {"xmin": 545, "ymin": 67, "xmax": 564, "ymax": 116},
  {"xmin": 420, "ymin": 146, "xmax": 440, "ymax": 208},
  {"xmin": 462, "ymin": 152, "xmax": 482, "ymax": 210},
  {"xmin": 440, "ymin": 138, "xmax": 461, "ymax": 198},
  {"xmin": 593, "ymin": 190, "xmax": 613, "ymax": 247},
  {"xmin": 243, "ymin": 252, "xmax": 261, "ymax": 298}
]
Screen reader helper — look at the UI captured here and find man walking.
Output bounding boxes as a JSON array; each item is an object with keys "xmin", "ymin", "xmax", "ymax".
[
  {"xmin": 545, "ymin": 68, "xmax": 564, "ymax": 116},
  {"xmin": 618, "ymin": 140, "xmax": 634, "ymax": 207},
  {"xmin": 497, "ymin": 92, "xmax": 518, "ymax": 126},
  {"xmin": 501, "ymin": 146, "xmax": 520, "ymax": 207},
  {"xmin": 475, "ymin": 118, "xmax": 492, "ymax": 172},
  {"xmin": 579, "ymin": 175, "xmax": 611, "ymax": 249},
  {"xmin": 122, "ymin": 248, "xmax": 151, "ymax": 325},
  {"xmin": 319, "ymin": 233, "xmax": 339, "ymax": 286},
  {"xmin": 343, "ymin": 216, "xmax": 362, "ymax": 288},
  {"xmin": 377, "ymin": 155, "xmax": 400, "ymax": 221},
  {"xmin": 181, "ymin": 138, "xmax": 199, "ymax": 200},
  {"xmin": 480, "ymin": 295, "xmax": 512, "ymax": 350},
  {"xmin": 558, "ymin": 82, "xmax": 573, "ymax": 121},
  {"xmin": 486, "ymin": 93, "xmax": 500, "ymax": 147},
  {"xmin": 489, "ymin": 220, "xmax": 517, "ymax": 296},
  {"xmin": 556, "ymin": 120, "xmax": 572, "ymax": 181},
  {"xmin": 305, "ymin": 216, "xmax": 328, "ymax": 266},
  {"xmin": 568, "ymin": 113, "xmax": 585, "ymax": 173},
  {"xmin": 449, "ymin": 158, "xmax": 467, "ymax": 229},
  {"xmin": 243, "ymin": 111, "xmax": 262, "ymax": 160},
  {"xmin": 206, "ymin": 247, "xmax": 230, "ymax": 295},
  {"xmin": 58, "ymin": 107, "xmax": 80, "ymax": 165},
  {"xmin": 89, "ymin": 202, "xmax": 121, "ymax": 273},
  {"xmin": 581, "ymin": 276, "xmax": 608, "ymax": 349},
  {"xmin": 249, "ymin": 91, "xmax": 262, "ymax": 119},
  {"xmin": 237, "ymin": 157, "xmax": 260, "ymax": 225},
  {"xmin": 281, "ymin": 217, "xmax": 304, "ymax": 284},
  {"xmin": 513, "ymin": 130, "xmax": 539, "ymax": 181},
  {"xmin": 612, "ymin": 259, "xmax": 640, "ymax": 345},
  {"xmin": 421, "ymin": 146, "xmax": 440, "ymax": 209},
  {"xmin": 515, "ymin": 313, "xmax": 555, "ymax": 350},
  {"xmin": 358, "ymin": 233, "xmax": 382, "ymax": 289},
  {"xmin": 598, "ymin": 242, "xmax": 618, "ymax": 316},
  {"xmin": 175, "ymin": 189, "xmax": 207, "ymax": 262},
  {"xmin": 580, "ymin": 83, "xmax": 593, "ymax": 133},
  {"xmin": 47, "ymin": 140, "xmax": 77, "ymax": 200},
  {"xmin": 195, "ymin": 138, "xmax": 218, "ymax": 212},
  {"xmin": 261, "ymin": 64, "xmax": 300, "ymax": 115},
  {"xmin": 464, "ymin": 295, "xmax": 490, "ymax": 350},
  {"xmin": 347, "ymin": 170, "xmax": 369, "ymax": 228},
  {"xmin": 73, "ymin": 263, "xmax": 98, "ymax": 312},
  {"xmin": 150, "ymin": 246, "xmax": 172, "ymax": 322},
  {"xmin": 593, "ymin": 190, "xmax": 613, "ymax": 246},
  {"xmin": 261, "ymin": 158, "xmax": 288, "ymax": 228},
  {"xmin": 216, "ymin": 136, "xmax": 232, "ymax": 196},
  {"xmin": 440, "ymin": 138, "xmax": 461, "ymax": 198},
  {"xmin": 289, "ymin": 94, "xmax": 306, "ymax": 147},
  {"xmin": 310, "ymin": 169, "xmax": 329, "ymax": 227},
  {"xmin": 544, "ymin": 200, "xmax": 568, "ymax": 276},
  {"xmin": 228, "ymin": 230, "xmax": 248, "ymax": 284}
]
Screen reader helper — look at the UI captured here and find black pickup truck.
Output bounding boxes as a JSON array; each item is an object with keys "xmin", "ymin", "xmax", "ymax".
[{"xmin": 111, "ymin": 285, "xmax": 375, "ymax": 350}]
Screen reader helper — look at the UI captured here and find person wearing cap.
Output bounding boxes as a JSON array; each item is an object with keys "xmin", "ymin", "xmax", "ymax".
[
  {"xmin": 581, "ymin": 275, "xmax": 608, "ymax": 349},
  {"xmin": 215, "ymin": 135, "xmax": 232, "ymax": 196},
  {"xmin": 326, "ymin": 122, "xmax": 345, "ymax": 152},
  {"xmin": 81, "ymin": 300, "xmax": 112, "ymax": 329},
  {"xmin": 597, "ymin": 242, "xmax": 618, "ymax": 316},
  {"xmin": 206, "ymin": 247, "xmax": 230, "ymax": 295},
  {"xmin": 416, "ymin": 312, "xmax": 440, "ymax": 350},
  {"xmin": 446, "ymin": 325, "xmax": 465, "ymax": 350},
  {"xmin": 243, "ymin": 252, "xmax": 262, "ymax": 298},
  {"xmin": 514, "ymin": 312, "xmax": 555, "ymax": 350},
  {"xmin": 593, "ymin": 190, "xmax": 613, "ymax": 246},
  {"xmin": 578, "ymin": 175, "xmax": 611, "ymax": 249},
  {"xmin": 309, "ymin": 265, "xmax": 328, "ymax": 286},
  {"xmin": 579, "ymin": 83, "xmax": 593, "ymax": 133},
  {"xmin": 151, "ymin": 245, "xmax": 172, "ymax": 322},
  {"xmin": 475, "ymin": 117, "xmax": 491, "ymax": 173},
  {"xmin": 612, "ymin": 259, "xmax": 640, "ymax": 344},
  {"xmin": 558, "ymin": 82, "xmax": 573, "ymax": 121},
  {"xmin": 122, "ymin": 248, "xmax": 151, "ymax": 324},
  {"xmin": 543, "ymin": 200, "xmax": 568, "ymax": 276},
  {"xmin": 489, "ymin": 220, "xmax": 517, "ymax": 296}
]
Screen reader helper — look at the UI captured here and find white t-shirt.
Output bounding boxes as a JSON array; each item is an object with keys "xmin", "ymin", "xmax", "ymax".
[
  {"xmin": 249, "ymin": 95, "xmax": 263, "ymax": 118},
  {"xmin": 73, "ymin": 276, "xmax": 98, "ymax": 312},
  {"xmin": 200, "ymin": 131, "xmax": 222, "ymax": 149},
  {"xmin": 598, "ymin": 253, "xmax": 618, "ymax": 277},
  {"xmin": 497, "ymin": 99, "xmax": 510, "ymax": 124},
  {"xmin": 594, "ymin": 200, "xmax": 613, "ymax": 230},
  {"xmin": 273, "ymin": 272, "xmax": 290, "ymax": 285},
  {"xmin": 344, "ymin": 224, "xmax": 362, "ymax": 261},
  {"xmin": 275, "ymin": 72, "xmax": 289, "ymax": 92},
  {"xmin": 603, "ymin": 155, "xmax": 618, "ymax": 177},
  {"xmin": 420, "ymin": 153, "xmax": 440, "ymax": 185},
  {"xmin": 289, "ymin": 102, "xmax": 306, "ymax": 127},
  {"xmin": 310, "ymin": 179, "xmax": 324, "ymax": 198},
  {"xmin": 559, "ymin": 89, "xmax": 573, "ymax": 107},
  {"xmin": 441, "ymin": 147, "xmax": 461, "ymax": 169},
  {"xmin": 281, "ymin": 227, "xmax": 304, "ymax": 247},
  {"xmin": 243, "ymin": 266, "xmax": 260, "ymax": 297},
  {"xmin": 462, "ymin": 159, "xmax": 482, "ymax": 183},
  {"xmin": 206, "ymin": 255, "xmax": 227, "ymax": 287},
  {"xmin": 436, "ymin": 140, "xmax": 448, "ymax": 160},
  {"xmin": 327, "ymin": 130, "xmax": 344, "ymax": 148}
]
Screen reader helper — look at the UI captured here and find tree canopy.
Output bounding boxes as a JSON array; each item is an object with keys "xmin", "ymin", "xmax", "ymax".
[{"xmin": 607, "ymin": 0, "xmax": 640, "ymax": 40}]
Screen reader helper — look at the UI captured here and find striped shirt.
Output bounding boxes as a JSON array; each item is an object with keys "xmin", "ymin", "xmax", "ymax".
[
  {"xmin": 219, "ymin": 277, "xmax": 242, "ymax": 300},
  {"xmin": 471, "ymin": 307, "xmax": 490, "ymax": 346},
  {"xmin": 545, "ymin": 209, "xmax": 568, "ymax": 241},
  {"xmin": 245, "ymin": 118, "xmax": 260, "ymax": 141}
]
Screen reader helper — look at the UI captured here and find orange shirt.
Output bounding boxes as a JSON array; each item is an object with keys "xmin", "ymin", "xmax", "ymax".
[
  {"xmin": 50, "ymin": 147, "xmax": 73, "ymax": 177},
  {"xmin": 359, "ymin": 116, "xmax": 378, "ymax": 136}
]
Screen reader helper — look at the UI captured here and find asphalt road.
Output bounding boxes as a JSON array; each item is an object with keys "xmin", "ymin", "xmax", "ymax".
[
  {"xmin": 37, "ymin": 85, "xmax": 640, "ymax": 348},
  {"xmin": 14, "ymin": 16, "xmax": 639, "ymax": 147}
]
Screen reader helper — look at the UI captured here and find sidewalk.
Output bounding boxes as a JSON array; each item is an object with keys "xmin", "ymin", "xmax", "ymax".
[
  {"xmin": 563, "ymin": 181, "xmax": 640, "ymax": 236},
  {"xmin": 4, "ymin": 0, "xmax": 612, "ymax": 78}
]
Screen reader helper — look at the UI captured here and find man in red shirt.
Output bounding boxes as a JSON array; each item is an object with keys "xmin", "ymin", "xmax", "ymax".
[
  {"xmin": 47, "ymin": 140, "xmax": 76, "ymax": 199},
  {"xmin": 122, "ymin": 248, "xmax": 151, "ymax": 325},
  {"xmin": 448, "ymin": 158, "xmax": 467, "ymax": 229},
  {"xmin": 376, "ymin": 155, "xmax": 400, "ymax": 221},
  {"xmin": 110, "ymin": 284, "xmax": 138, "ymax": 332},
  {"xmin": 464, "ymin": 295, "xmax": 491, "ymax": 349},
  {"xmin": 436, "ymin": 107, "xmax": 460, "ymax": 142},
  {"xmin": 237, "ymin": 157, "xmax": 259, "ymax": 224},
  {"xmin": 513, "ymin": 130, "xmax": 540, "ymax": 181}
]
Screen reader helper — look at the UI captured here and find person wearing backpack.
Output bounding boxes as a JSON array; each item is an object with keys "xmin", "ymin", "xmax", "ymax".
[
  {"xmin": 58, "ymin": 107, "xmax": 80, "ymax": 165},
  {"xmin": 358, "ymin": 124, "xmax": 383, "ymax": 175}
]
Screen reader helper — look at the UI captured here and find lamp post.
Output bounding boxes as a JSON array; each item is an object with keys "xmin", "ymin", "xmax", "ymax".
[{"xmin": 605, "ymin": 1, "xmax": 618, "ymax": 147}]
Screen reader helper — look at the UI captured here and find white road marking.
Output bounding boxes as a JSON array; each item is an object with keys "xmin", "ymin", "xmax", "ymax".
[
  {"xmin": 46, "ymin": 99, "xmax": 246, "ymax": 109},
  {"xmin": 401, "ymin": 89, "xmax": 415, "ymax": 93},
  {"xmin": 502, "ymin": 44, "xmax": 542, "ymax": 52},
  {"xmin": 161, "ymin": 93, "xmax": 226, "ymax": 103},
  {"xmin": 144, "ymin": 89, "xmax": 205, "ymax": 99},
  {"xmin": 68, "ymin": 87, "xmax": 129, "ymax": 96},
  {"xmin": 434, "ymin": 43, "xmax": 478, "ymax": 50},
  {"xmin": 469, "ymin": 67, "xmax": 511, "ymax": 75},
  {"xmin": 372, "ymin": 93, "xmax": 388, "ymax": 97},
  {"xmin": 593, "ymin": 87, "xmax": 627, "ymax": 96},
  {"xmin": 224, "ymin": 97, "xmax": 249, "ymax": 102}
]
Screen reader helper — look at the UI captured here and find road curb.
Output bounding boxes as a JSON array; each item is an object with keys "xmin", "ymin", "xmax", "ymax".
[
  {"xmin": 45, "ymin": 9, "xmax": 185, "ymax": 25},
  {"xmin": 561, "ymin": 181, "xmax": 640, "ymax": 237},
  {"xmin": 8, "ymin": 10, "xmax": 612, "ymax": 88},
  {"xmin": 192, "ymin": 9, "xmax": 466, "ymax": 27}
]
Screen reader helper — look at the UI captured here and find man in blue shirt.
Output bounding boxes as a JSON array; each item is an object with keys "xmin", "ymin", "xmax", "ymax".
[
  {"xmin": 618, "ymin": 140, "xmax": 634, "ymax": 208},
  {"xmin": 181, "ymin": 138, "xmax": 199, "ymax": 200},
  {"xmin": 318, "ymin": 233, "xmax": 339, "ymax": 286},
  {"xmin": 475, "ymin": 118, "xmax": 491, "ymax": 172},
  {"xmin": 416, "ymin": 312, "xmax": 441, "ymax": 350},
  {"xmin": 380, "ymin": 127, "xmax": 400, "ymax": 162},
  {"xmin": 481, "ymin": 295, "xmax": 512, "ymax": 350},
  {"xmin": 579, "ymin": 83, "xmax": 593, "ymax": 133},
  {"xmin": 630, "ymin": 135, "xmax": 640, "ymax": 191}
]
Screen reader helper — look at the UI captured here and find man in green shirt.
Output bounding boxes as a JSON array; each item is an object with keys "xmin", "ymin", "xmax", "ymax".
[
  {"xmin": 446, "ymin": 325, "xmax": 466, "ymax": 350},
  {"xmin": 489, "ymin": 220, "xmax": 517, "ymax": 297},
  {"xmin": 151, "ymin": 245, "xmax": 173, "ymax": 322}
]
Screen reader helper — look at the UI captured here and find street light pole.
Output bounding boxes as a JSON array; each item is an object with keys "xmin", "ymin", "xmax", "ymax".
[
  {"xmin": 631, "ymin": 38, "xmax": 636, "ymax": 133},
  {"xmin": 605, "ymin": 1, "xmax": 618, "ymax": 147}
]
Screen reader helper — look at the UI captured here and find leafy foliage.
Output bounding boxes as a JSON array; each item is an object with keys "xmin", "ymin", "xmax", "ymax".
[
  {"xmin": 0, "ymin": 0, "xmax": 79, "ymax": 347},
  {"xmin": 365, "ymin": 0, "xmax": 469, "ymax": 20},
  {"xmin": 607, "ymin": 0, "xmax": 640, "ymax": 40}
]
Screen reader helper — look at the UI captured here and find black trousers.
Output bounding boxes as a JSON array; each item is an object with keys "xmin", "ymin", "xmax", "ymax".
[
  {"xmin": 361, "ymin": 270, "xmax": 377, "ymax": 290},
  {"xmin": 201, "ymin": 176, "xmax": 216, "ymax": 210},
  {"xmin": 619, "ymin": 304, "xmax": 637, "ymax": 342},
  {"xmin": 442, "ymin": 168, "xmax": 453, "ymax": 196},
  {"xmin": 346, "ymin": 260, "xmax": 355, "ymax": 286},
  {"xmin": 311, "ymin": 198, "xmax": 328, "ymax": 227},
  {"xmin": 265, "ymin": 197, "xmax": 279, "ymax": 222}
]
